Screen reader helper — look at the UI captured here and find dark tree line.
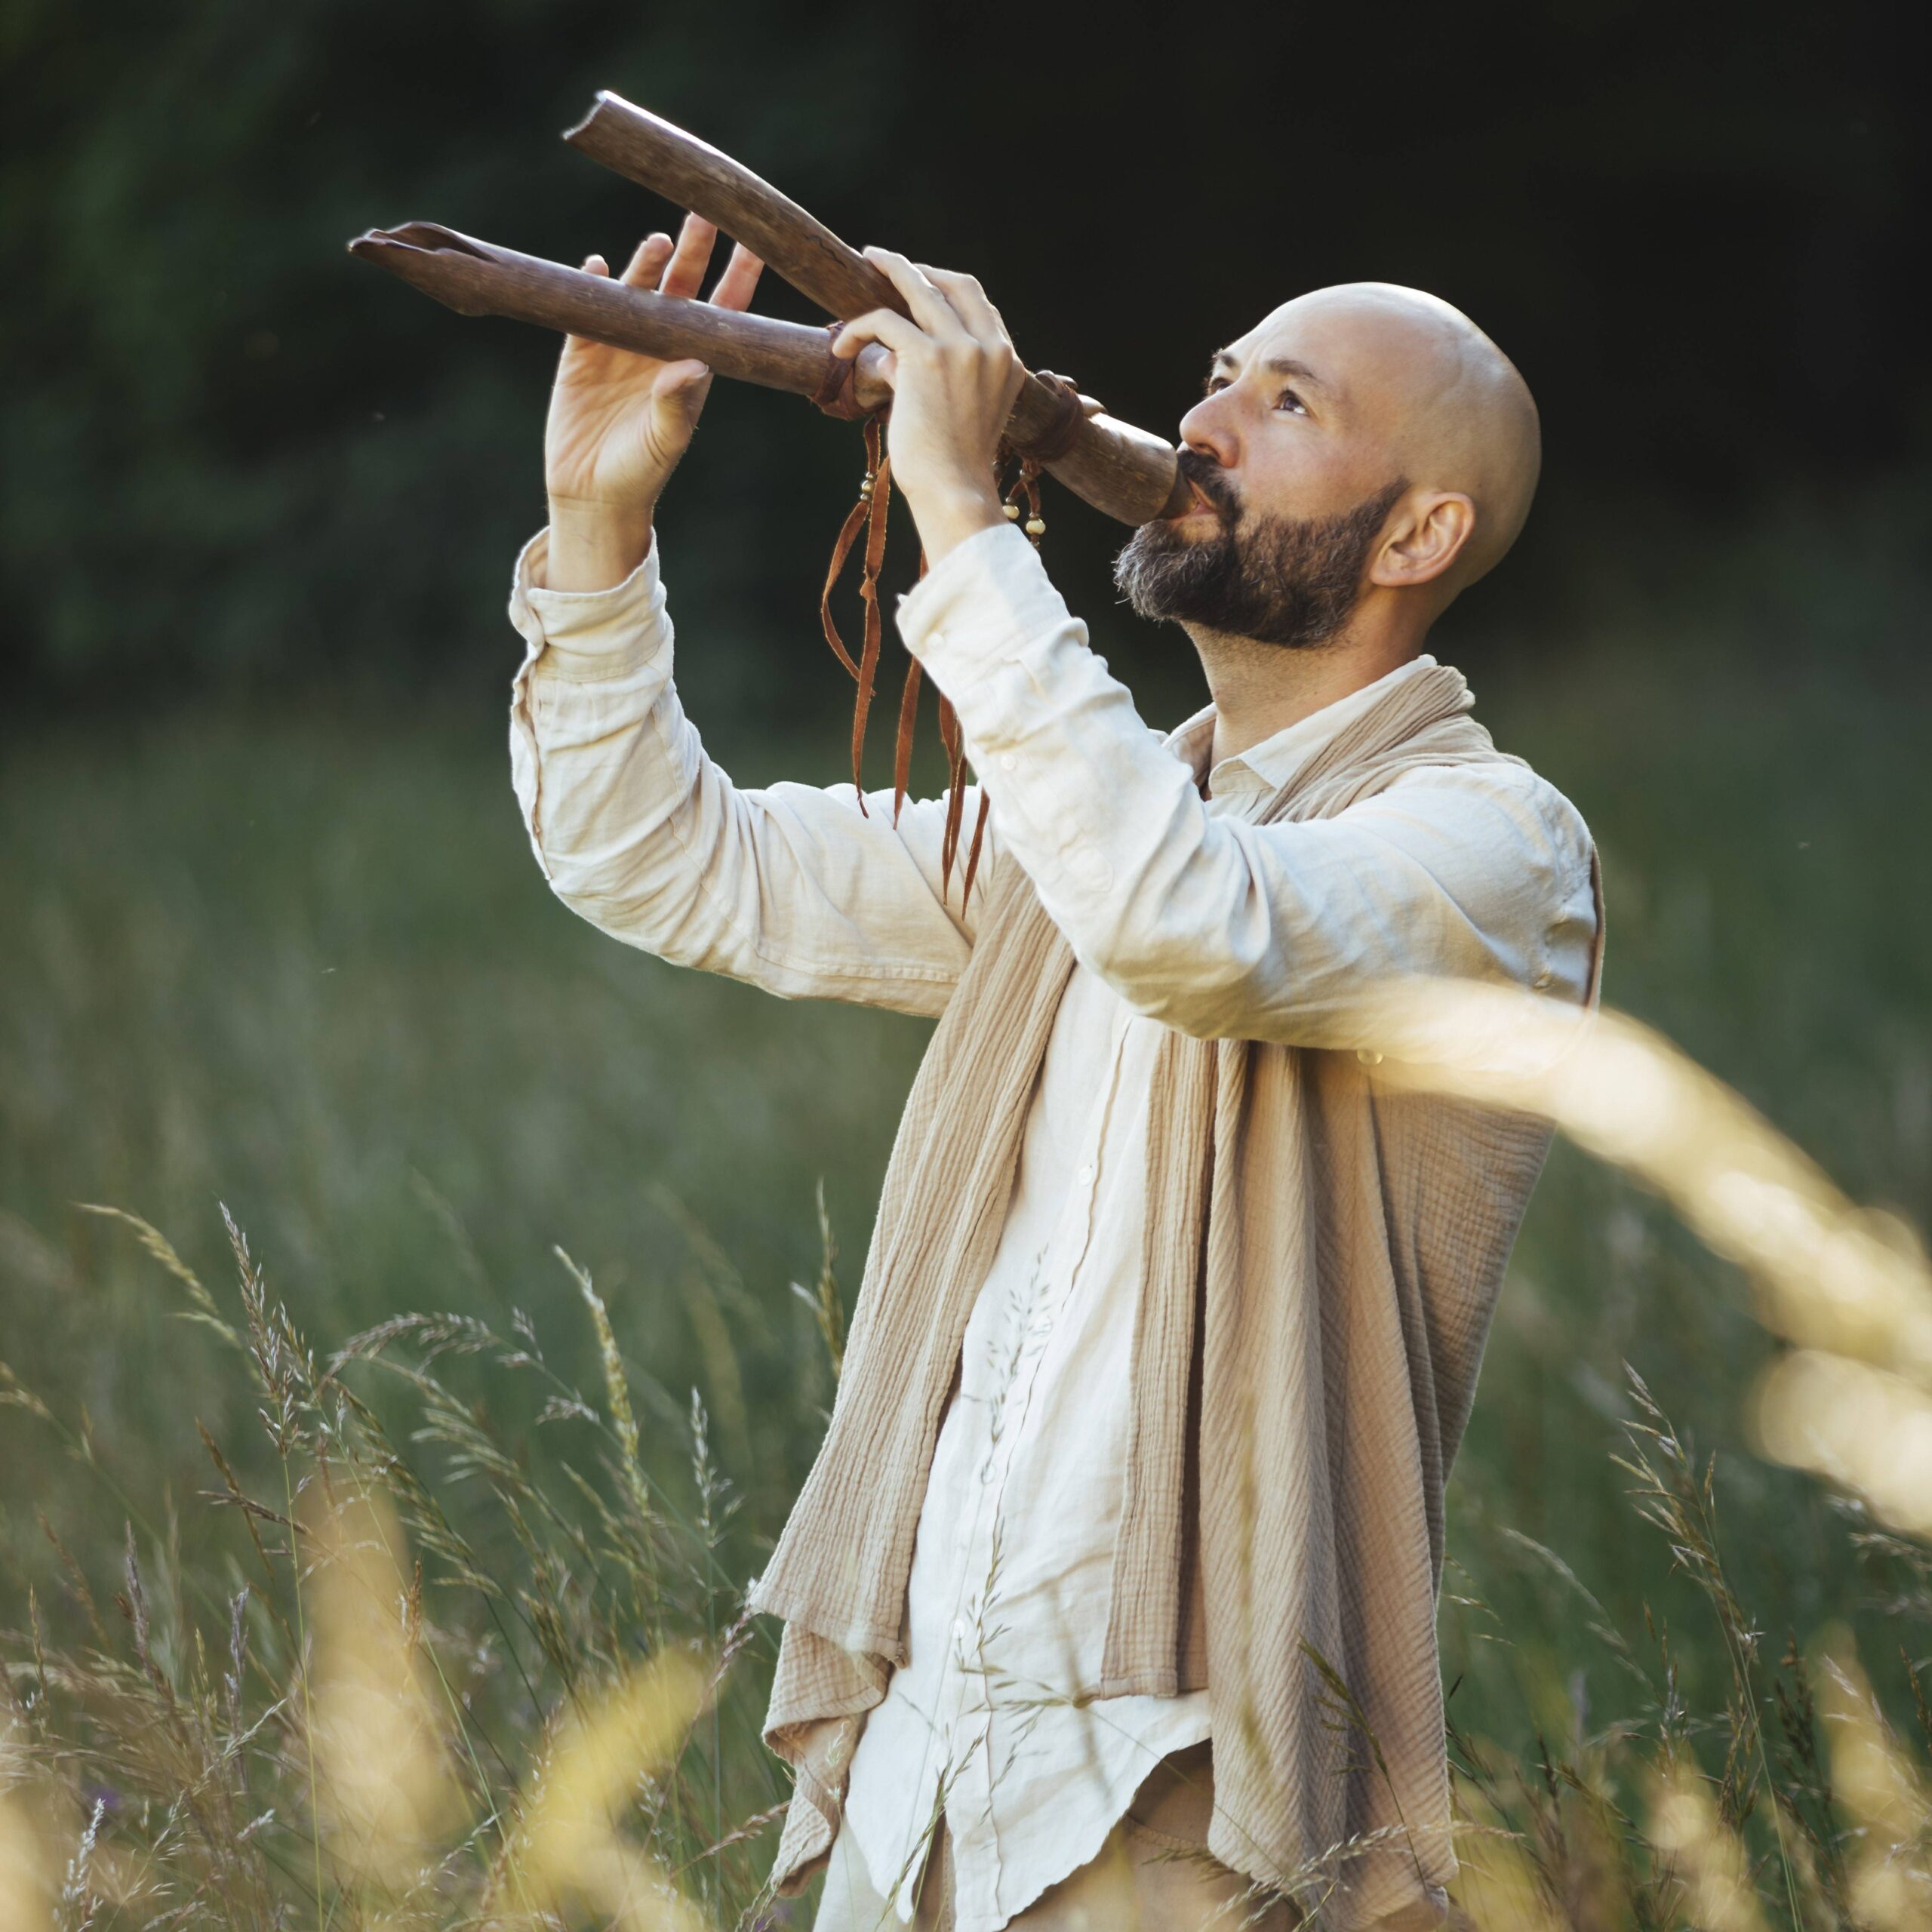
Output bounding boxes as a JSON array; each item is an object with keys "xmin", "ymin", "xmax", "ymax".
[{"xmin": 2, "ymin": 0, "xmax": 1919, "ymax": 708}]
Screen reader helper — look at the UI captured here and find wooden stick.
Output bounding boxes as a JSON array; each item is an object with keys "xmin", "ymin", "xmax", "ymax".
[
  {"xmin": 562, "ymin": 92, "xmax": 1191, "ymax": 525},
  {"xmin": 349, "ymin": 222, "xmax": 894, "ymax": 404},
  {"xmin": 351, "ymin": 222, "xmax": 1189, "ymax": 525},
  {"xmin": 563, "ymin": 92, "xmax": 903, "ymax": 325}
]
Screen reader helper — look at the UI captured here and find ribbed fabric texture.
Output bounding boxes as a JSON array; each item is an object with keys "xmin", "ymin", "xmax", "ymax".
[{"xmin": 750, "ymin": 663, "xmax": 1605, "ymax": 1930}]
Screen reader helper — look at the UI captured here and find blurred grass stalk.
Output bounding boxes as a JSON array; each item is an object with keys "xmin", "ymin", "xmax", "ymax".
[
  {"xmin": 5, "ymin": 977, "xmax": 1932, "ymax": 1927},
  {"xmin": 2, "ymin": 1211, "xmax": 761, "ymax": 1930},
  {"xmin": 304, "ymin": 1486, "xmax": 457, "ymax": 1894},
  {"xmin": 1367, "ymin": 978, "xmax": 1932, "ymax": 1542},
  {"xmin": 493, "ymin": 1644, "xmax": 715, "ymax": 1932}
]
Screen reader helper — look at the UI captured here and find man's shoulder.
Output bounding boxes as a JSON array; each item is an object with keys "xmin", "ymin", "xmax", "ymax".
[
  {"xmin": 1377, "ymin": 750, "xmax": 1597, "ymax": 882},
  {"xmin": 1459, "ymin": 751, "xmax": 1591, "ymax": 838}
]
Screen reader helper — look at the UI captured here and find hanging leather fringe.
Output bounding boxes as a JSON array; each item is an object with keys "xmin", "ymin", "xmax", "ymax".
[
  {"xmin": 932, "ymin": 688, "xmax": 992, "ymax": 911},
  {"xmin": 938, "ymin": 691, "xmax": 967, "ymax": 899},
  {"xmin": 820, "ymin": 413, "xmax": 892, "ymax": 812},
  {"xmin": 891, "ymin": 652, "xmax": 921, "ymax": 824},
  {"xmin": 961, "ymin": 785, "xmax": 991, "ymax": 907},
  {"xmin": 821, "ymin": 410, "xmax": 1068, "ymax": 910},
  {"xmin": 891, "ymin": 545, "xmax": 929, "ymax": 826}
]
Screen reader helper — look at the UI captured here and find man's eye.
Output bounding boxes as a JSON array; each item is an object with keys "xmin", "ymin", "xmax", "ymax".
[
  {"xmin": 1202, "ymin": 375, "xmax": 1229, "ymax": 397},
  {"xmin": 1277, "ymin": 389, "xmax": 1307, "ymax": 416}
]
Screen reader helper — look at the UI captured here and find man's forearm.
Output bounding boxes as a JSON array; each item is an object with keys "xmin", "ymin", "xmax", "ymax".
[
  {"xmin": 543, "ymin": 498, "xmax": 655, "ymax": 592},
  {"xmin": 897, "ymin": 523, "xmax": 1598, "ymax": 1047},
  {"xmin": 507, "ymin": 527, "xmax": 981, "ymax": 1013}
]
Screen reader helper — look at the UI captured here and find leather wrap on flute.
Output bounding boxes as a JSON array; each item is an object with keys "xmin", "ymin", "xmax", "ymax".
[{"xmin": 562, "ymin": 91, "xmax": 1190, "ymax": 526}]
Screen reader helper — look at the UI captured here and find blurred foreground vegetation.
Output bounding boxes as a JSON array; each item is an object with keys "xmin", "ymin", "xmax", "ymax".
[{"xmin": 3, "ymin": 507, "xmax": 1930, "ymax": 1923}]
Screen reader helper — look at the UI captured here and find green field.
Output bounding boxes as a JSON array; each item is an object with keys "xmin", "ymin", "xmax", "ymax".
[{"xmin": 3, "ymin": 549, "xmax": 1928, "ymax": 1922}]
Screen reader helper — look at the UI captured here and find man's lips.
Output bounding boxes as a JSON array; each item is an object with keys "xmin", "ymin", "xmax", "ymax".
[{"xmin": 1174, "ymin": 477, "xmax": 1222, "ymax": 520}]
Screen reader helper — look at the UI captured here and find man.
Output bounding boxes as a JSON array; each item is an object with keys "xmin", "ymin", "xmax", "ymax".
[{"xmin": 509, "ymin": 216, "xmax": 1601, "ymax": 1930}]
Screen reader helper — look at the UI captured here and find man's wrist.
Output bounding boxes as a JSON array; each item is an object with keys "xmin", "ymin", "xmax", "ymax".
[
  {"xmin": 903, "ymin": 477, "xmax": 1007, "ymax": 567},
  {"xmin": 544, "ymin": 497, "xmax": 656, "ymax": 592}
]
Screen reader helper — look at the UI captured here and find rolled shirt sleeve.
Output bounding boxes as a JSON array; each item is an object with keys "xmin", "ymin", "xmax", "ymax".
[
  {"xmin": 506, "ymin": 528, "xmax": 991, "ymax": 1016},
  {"xmin": 894, "ymin": 521, "xmax": 1599, "ymax": 1050}
]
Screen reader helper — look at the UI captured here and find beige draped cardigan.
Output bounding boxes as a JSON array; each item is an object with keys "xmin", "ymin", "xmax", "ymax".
[{"xmin": 748, "ymin": 661, "xmax": 1605, "ymax": 1929}]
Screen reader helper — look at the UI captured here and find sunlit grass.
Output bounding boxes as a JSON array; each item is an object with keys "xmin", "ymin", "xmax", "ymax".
[
  {"xmin": 2, "ymin": 608, "xmax": 1927, "ymax": 1926},
  {"xmin": 8, "ymin": 968, "xmax": 1932, "ymax": 1926}
]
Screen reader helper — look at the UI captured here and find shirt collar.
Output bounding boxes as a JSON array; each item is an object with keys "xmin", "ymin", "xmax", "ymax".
[{"xmin": 1166, "ymin": 654, "xmax": 1441, "ymax": 799}]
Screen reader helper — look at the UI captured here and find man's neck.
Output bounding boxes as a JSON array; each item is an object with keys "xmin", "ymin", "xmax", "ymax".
[{"xmin": 1189, "ymin": 607, "xmax": 1432, "ymax": 768}]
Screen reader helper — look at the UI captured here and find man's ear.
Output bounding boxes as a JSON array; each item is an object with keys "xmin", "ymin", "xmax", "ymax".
[{"xmin": 1370, "ymin": 491, "xmax": 1475, "ymax": 590}]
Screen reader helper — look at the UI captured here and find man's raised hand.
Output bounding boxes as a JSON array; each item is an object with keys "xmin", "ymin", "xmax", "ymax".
[
  {"xmin": 543, "ymin": 214, "xmax": 763, "ymax": 592},
  {"xmin": 834, "ymin": 248, "xmax": 1026, "ymax": 565}
]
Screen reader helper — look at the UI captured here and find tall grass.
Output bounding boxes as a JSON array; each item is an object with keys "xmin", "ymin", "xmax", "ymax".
[
  {"xmin": 2, "ymin": 561, "xmax": 1927, "ymax": 1924},
  {"xmin": 2, "ymin": 1201, "xmax": 821, "ymax": 1928},
  {"xmin": 8, "ymin": 1171, "xmax": 1932, "ymax": 1928}
]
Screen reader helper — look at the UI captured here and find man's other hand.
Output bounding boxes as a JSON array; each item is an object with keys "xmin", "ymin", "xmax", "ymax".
[
  {"xmin": 834, "ymin": 250, "xmax": 1026, "ymax": 565},
  {"xmin": 543, "ymin": 215, "xmax": 763, "ymax": 592}
]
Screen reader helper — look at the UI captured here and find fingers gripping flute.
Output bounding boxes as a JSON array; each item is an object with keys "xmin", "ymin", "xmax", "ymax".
[{"xmin": 350, "ymin": 96, "xmax": 1189, "ymax": 894}]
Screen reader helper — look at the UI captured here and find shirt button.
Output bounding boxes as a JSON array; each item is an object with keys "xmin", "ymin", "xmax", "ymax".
[
  {"xmin": 1356, "ymin": 1048, "xmax": 1384, "ymax": 1066},
  {"xmin": 928, "ymin": 631, "xmax": 946, "ymax": 650},
  {"xmin": 998, "ymin": 752, "xmax": 1017, "ymax": 772},
  {"xmin": 1070, "ymin": 849, "xmax": 1114, "ymax": 894},
  {"xmin": 1077, "ymin": 1162, "xmax": 1095, "ymax": 1186},
  {"xmin": 1533, "ymin": 968, "xmax": 1554, "ymax": 991}
]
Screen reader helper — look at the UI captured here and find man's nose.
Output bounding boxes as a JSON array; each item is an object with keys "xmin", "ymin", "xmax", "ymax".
[{"xmin": 1177, "ymin": 395, "xmax": 1238, "ymax": 470}]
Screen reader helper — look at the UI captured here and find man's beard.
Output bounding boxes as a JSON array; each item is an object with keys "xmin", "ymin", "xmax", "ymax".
[{"xmin": 1113, "ymin": 454, "xmax": 1407, "ymax": 649}]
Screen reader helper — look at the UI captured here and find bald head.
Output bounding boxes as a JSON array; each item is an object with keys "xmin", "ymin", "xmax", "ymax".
[
  {"xmin": 1171, "ymin": 283, "xmax": 1540, "ymax": 605},
  {"xmin": 1253, "ymin": 283, "xmax": 1540, "ymax": 590},
  {"xmin": 1118, "ymin": 282, "xmax": 1540, "ymax": 665}
]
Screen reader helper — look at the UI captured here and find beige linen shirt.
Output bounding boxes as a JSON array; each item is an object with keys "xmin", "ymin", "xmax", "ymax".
[{"xmin": 506, "ymin": 521, "xmax": 1599, "ymax": 1930}]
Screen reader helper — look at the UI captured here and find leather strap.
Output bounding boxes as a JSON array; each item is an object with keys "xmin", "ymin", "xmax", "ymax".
[
  {"xmin": 1009, "ymin": 371, "xmax": 1085, "ymax": 463},
  {"xmin": 811, "ymin": 322, "xmax": 869, "ymax": 420}
]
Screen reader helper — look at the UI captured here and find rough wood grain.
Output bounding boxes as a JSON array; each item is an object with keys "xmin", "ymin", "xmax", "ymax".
[
  {"xmin": 564, "ymin": 92, "xmax": 906, "ymax": 325},
  {"xmin": 349, "ymin": 223, "xmax": 1191, "ymax": 524},
  {"xmin": 349, "ymin": 223, "xmax": 894, "ymax": 402},
  {"xmin": 563, "ymin": 94, "xmax": 1192, "ymax": 523}
]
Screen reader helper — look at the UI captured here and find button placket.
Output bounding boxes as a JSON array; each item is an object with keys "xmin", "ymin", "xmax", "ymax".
[
  {"xmin": 908, "ymin": 985, "xmax": 1148, "ymax": 1928},
  {"xmin": 1047, "ymin": 1017, "xmax": 1131, "ymax": 1316}
]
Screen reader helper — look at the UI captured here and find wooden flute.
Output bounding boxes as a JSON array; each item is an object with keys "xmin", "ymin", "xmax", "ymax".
[{"xmin": 349, "ymin": 94, "xmax": 1190, "ymax": 527}]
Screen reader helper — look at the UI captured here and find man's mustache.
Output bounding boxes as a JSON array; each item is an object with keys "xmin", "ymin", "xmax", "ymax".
[{"xmin": 1175, "ymin": 448, "xmax": 1242, "ymax": 525}]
